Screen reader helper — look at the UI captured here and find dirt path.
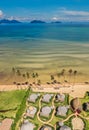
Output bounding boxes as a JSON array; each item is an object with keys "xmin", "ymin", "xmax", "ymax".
[
  {"xmin": 63, "ymin": 113, "xmax": 75, "ymax": 122},
  {"xmin": 37, "ymin": 95, "xmax": 56, "ymax": 129},
  {"xmin": 78, "ymin": 114, "xmax": 89, "ymax": 120}
]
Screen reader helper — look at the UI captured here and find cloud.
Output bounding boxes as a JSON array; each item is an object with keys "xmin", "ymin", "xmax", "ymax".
[
  {"xmin": 62, "ymin": 10, "xmax": 89, "ymax": 17},
  {"xmin": 52, "ymin": 17, "xmax": 58, "ymax": 20},
  {"xmin": 0, "ymin": 10, "xmax": 3, "ymax": 18},
  {"xmin": 52, "ymin": 8, "xmax": 89, "ymax": 22}
]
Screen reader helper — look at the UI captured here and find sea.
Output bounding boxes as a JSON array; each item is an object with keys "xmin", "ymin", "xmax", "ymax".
[{"xmin": 0, "ymin": 23, "xmax": 89, "ymax": 82}]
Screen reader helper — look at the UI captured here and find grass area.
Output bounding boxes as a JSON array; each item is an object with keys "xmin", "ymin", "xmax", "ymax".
[
  {"xmin": 0, "ymin": 90, "xmax": 27, "ymax": 119},
  {"xmin": 11, "ymin": 89, "xmax": 30, "ymax": 130},
  {"xmin": 83, "ymin": 118, "xmax": 89, "ymax": 130},
  {"xmin": 80, "ymin": 92, "xmax": 89, "ymax": 117},
  {"xmin": 81, "ymin": 92, "xmax": 89, "ymax": 104}
]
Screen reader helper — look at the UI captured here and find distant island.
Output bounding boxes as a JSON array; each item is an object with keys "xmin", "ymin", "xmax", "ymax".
[
  {"xmin": 30, "ymin": 20, "xmax": 46, "ymax": 24},
  {"xmin": 51, "ymin": 21, "xmax": 62, "ymax": 24},
  {"xmin": 0, "ymin": 19, "xmax": 21, "ymax": 24},
  {"xmin": 0, "ymin": 19, "xmax": 89, "ymax": 25}
]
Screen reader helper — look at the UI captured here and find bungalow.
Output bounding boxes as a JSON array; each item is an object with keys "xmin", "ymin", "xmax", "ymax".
[
  {"xmin": 26, "ymin": 106, "xmax": 37, "ymax": 118},
  {"xmin": 55, "ymin": 94, "xmax": 65, "ymax": 102},
  {"xmin": 0, "ymin": 118, "xmax": 13, "ymax": 130},
  {"xmin": 27, "ymin": 93, "xmax": 40, "ymax": 103},
  {"xmin": 56, "ymin": 106, "xmax": 69, "ymax": 116},
  {"xmin": 70, "ymin": 98, "xmax": 82, "ymax": 113},
  {"xmin": 42, "ymin": 94, "xmax": 53, "ymax": 103},
  {"xmin": 40, "ymin": 106, "xmax": 53, "ymax": 117}
]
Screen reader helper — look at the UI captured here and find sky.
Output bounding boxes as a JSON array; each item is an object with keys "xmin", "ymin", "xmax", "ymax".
[{"xmin": 0, "ymin": 0, "xmax": 89, "ymax": 22}]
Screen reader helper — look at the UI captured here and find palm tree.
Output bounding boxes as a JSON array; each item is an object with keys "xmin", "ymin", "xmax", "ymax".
[
  {"xmin": 22, "ymin": 74, "xmax": 26, "ymax": 81},
  {"xmin": 50, "ymin": 75, "xmax": 54, "ymax": 81},
  {"xmin": 35, "ymin": 72, "xmax": 39, "ymax": 84},
  {"xmin": 17, "ymin": 69, "xmax": 21, "ymax": 76},
  {"xmin": 25, "ymin": 81, "xmax": 29, "ymax": 89},
  {"xmin": 12, "ymin": 67, "xmax": 15, "ymax": 74},
  {"xmin": 37, "ymin": 79, "xmax": 41, "ymax": 85},
  {"xmin": 57, "ymin": 72, "xmax": 61, "ymax": 83},
  {"xmin": 73, "ymin": 70, "xmax": 77, "ymax": 85},
  {"xmin": 60, "ymin": 69, "xmax": 66, "ymax": 86},
  {"xmin": 32, "ymin": 73, "xmax": 36, "ymax": 83},
  {"xmin": 35, "ymin": 72, "xmax": 39, "ymax": 77},
  {"xmin": 26, "ymin": 72, "xmax": 30, "ymax": 79},
  {"xmin": 50, "ymin": 75, "xmax": 55, "ymax": 85},
  {"xmin": 17, "ymin": 83, "xmax": 21, "ymax": 89},
  {"xmin": 22, "ymin": 74, "xmax": 26, "ymax": 78}
]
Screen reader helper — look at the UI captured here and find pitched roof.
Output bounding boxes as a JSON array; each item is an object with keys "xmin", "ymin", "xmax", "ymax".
[
  {"xmin": 42, "ymin": 94, "xmax": 53, "ymax": 103},
  {"xmin": 57, "ymin": 106, "xmax": 69, "ymax": 116},
  {"xmin": 40, "ymin": 106, "xmax": 52, "ymax": 117}
]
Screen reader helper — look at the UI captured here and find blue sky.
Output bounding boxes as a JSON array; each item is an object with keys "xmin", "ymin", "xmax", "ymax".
[{"xmin": 0, "ymin": 0, "xmax": 89, "ymax": 21}]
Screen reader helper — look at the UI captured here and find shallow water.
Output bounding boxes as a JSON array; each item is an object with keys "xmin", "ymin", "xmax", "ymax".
[{"xmin": 0, "ymin": 24, "xmax": 89, "ymax": 83}]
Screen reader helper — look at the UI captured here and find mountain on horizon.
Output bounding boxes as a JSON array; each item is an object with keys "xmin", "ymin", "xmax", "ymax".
[
  {"xmin": 30, "ymin": 20, "xmax": 46, "ymax": 24},
  {"xmin": 0, "ymin": 19, "xmax": 21, "ymax": 24},
  {"xmin": 51, "ymin": 21, "xmax": 62, "ymax": 24}
]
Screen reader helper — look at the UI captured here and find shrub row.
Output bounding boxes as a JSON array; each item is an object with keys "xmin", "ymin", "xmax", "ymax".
[{"xmin": 11, "ymin": 89, "xmax": 30, "ymax": 130}]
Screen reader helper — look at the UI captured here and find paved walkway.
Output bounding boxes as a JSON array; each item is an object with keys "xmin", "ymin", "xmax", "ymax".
[{"xmin": 37, "ymin": 95, "xmax": 56, "ymax": 128}]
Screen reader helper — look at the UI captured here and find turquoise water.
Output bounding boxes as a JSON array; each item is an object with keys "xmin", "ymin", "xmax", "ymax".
[{"xmin": 0, "ymin": 24, "xmax": 89, "ymax": 79}]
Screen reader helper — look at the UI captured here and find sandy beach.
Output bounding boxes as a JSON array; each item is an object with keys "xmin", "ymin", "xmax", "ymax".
[{"xmin": 0, "ymin": 83, "xmax": 89, "ymax": 98}]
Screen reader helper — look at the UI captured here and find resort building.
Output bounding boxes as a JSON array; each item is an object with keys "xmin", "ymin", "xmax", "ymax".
[
  {"xmin": 42, "ymin": 94, "xmax": 53, "ymax": 103},
  {"xmin": 56, "ymin": 106, "xmax": 69, "ymax": 116},
  {"xmin": 40, "ymin": 106, "xmax": 53, "ymax": 117},
  {"xmin": 70, "ymin": 98, "xmax": 82, "ymax": 113},
  {"xmin": 20, "ymin": 120, "xmax": 35, "ymax": 130},
  {"xmin": 26, "ymin": 106, "xmax": 37, "ymax": 118},
  {"xmin": 55, "ymin": 94, "xmax": 65, "ymax": 102},
  {"xmin": 27, "ymin": 93, "xmax": 40, "ymax": 103},
  {"xmin": 0, "ymin": 118, "xmax": 13, "ymax": 130}
]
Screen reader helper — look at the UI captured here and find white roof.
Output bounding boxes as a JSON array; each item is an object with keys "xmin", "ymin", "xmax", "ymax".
[
  {"xmin": 42, "ymin": 94, "xmax": 53, "ymax": 102},
  {"xmin": 57, "ymin": 94, "xmax": 65, "ymax": 101},
  {"xmin": 27, "ymin": 107, "xmax": 37, "ymax": 115},
  {"xmin": 57, "ymin": 106, "xmax": 68, "ymax": 116},
  {"xmin": 28, "ymin": 94, "xmax": 39, "ymax": 102},
  {"xmin": 40, "ymin": 106, "xmax": 52, "ymax": 116}
]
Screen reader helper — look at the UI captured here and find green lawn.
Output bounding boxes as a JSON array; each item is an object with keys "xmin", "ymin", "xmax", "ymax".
[{"xmin": 0, "ymin": 90, "xmax": 26, "ymax": 118}]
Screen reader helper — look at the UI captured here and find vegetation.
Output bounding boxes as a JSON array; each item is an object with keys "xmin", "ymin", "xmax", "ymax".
[
  {"xmin": 11, "ymin": 89, "xmax": 30, "ymax": 130},
  {"xmin": 0, "ymin": 90, "xmax": 26, "ymax": 118},
  {"xmin": 1, "ymin": 89, "xmax": 89, "ymax": 130}
]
